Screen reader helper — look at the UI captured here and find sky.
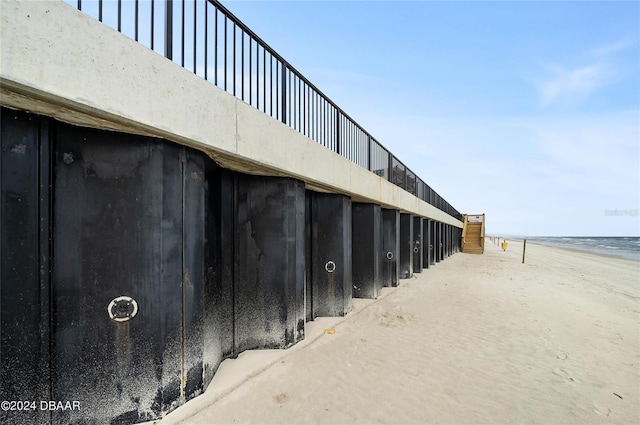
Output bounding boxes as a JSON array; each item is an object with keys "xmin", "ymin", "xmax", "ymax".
[{"xmin": 215, "ymin": 0, "xmax": 640, "ymax": 237}]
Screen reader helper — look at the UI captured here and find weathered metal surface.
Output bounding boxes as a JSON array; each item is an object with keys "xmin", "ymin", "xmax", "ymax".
[
  {"xmin": 1, "ymin": 107, "xmax": 461, "ymax": 425},
  {"xmin": 444, "ymin": 224, "xmax": 451, "ymax": 258},
  {"xmin": 436, "ymin": 222, "xmax": 443, "ymax": 263},
  {"xmin": 352, "ymin": 203, "xmax": 382, "ymax": 299},
  {"xmin": 202, "ymin": 166, "xmax": 235, "ymax": 385},
  {"xmin": 51, "ymin": 123, "xmax": 208, "ymax": 423},
  {"xmin": 181, "ymin": 149, "xmax": 207, "ymax": 403},
  {"xmin": 423, "ymin": 219, "xmax": 431, "ymax": 269},
  {"xmin": 412, "ymin": 216, "xmax": 423, "ymax": 272},
  {"xmin": 0, "ymin": 109, "xmax": 51, "ymax": 425},
  {"xmin": 381, "ymin": 209, "xmax": 400, "ymax": 287},
  {"xmin": 305, "ymin": 190, "xmax": 313, "ymax": 322},
  {"xmin": 234, "ymin": 175, "xmax": 306, "ymax": 352},
  {"xmin": 309, "ymin": 192, "xmax": 353, "ymax": 317},
  {"xmin": 444, "ymin": 224, "xmax": 449, "ymax": 258},
  {"xmin": 399, "ymin": 214, "xmax": 413, "ymax": 278},
  {"xmin": 431, "ymin": 220, "xmax": 437, "ymax": 265}
]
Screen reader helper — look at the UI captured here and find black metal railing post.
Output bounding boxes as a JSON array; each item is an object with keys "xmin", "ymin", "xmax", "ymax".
[
  {"xmin": 165, "ymin": 0, "xmax": 173, "ymax": 60},
  {"xmin": 367, "ymin": 135, "xmax": 371, "ymax": 171},
  {"xmin": 335, "ymin": 108, "xmax": 341, "ymax": 155},
  {"xmin": 281, "ymin": 64, "xmax": 287, "ymax": 125}
]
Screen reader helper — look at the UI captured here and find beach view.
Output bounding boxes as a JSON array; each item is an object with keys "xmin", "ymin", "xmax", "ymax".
[
  {"xmin": 156, "ymin": 238, "xmax": 639, "ymax": 424},
  {"xmin": 1, "ymin": 1, "xmax": 638, "ymax": 424}
]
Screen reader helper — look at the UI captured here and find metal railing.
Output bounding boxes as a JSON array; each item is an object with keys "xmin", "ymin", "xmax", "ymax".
[{"xmin": 69, "ymin": 0, "xmax": 462, "ymax": 220}]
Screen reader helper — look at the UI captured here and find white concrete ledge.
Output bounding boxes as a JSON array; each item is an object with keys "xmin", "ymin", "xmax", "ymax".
[{"xmin": 0, "ymin": 0, "xmax": 462, "ymax": 227}]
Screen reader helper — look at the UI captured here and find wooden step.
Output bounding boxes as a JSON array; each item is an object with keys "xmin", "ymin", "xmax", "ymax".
[{"xmin": 462, "ymin": 213, "xmax": 485, "ymax": 254}]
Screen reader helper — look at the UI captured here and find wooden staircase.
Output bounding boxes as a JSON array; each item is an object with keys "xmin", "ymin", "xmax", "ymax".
[{"xmin": 462, "ymin": 214, "xmax": 485, "ymax": 254}]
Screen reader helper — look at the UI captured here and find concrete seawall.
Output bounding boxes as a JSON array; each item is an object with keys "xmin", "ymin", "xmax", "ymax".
[{"xmin": 1, "ymin": 2, "xmax": 465, "ymax": 424}]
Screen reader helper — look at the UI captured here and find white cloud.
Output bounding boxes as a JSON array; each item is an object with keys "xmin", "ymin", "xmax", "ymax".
[
  {"xmin": 534, "ymin": 40, "xmax": 633, "ymax": 107},
  {"xmin": 537, "ymin": 63, "xmax": 616, "ymax": 107},
  {"xmin": 592, "ymin": 39, "xmax": 634, "ymax": 57}
]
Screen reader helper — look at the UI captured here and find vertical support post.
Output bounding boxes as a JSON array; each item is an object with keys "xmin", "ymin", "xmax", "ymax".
[
  {"xmin": 335, "ymin": 108, "xmax": 341, "ymax": 155},
  {"xmin": 399, "ymin": 214, "xmax": 413, "ymax": 278},
  {"xmin": 522, "ymin": 239, "xmax": 527, "ymax": 264},
  {"xmin": 235, "ymin": 175, "xmax": 305, "ymax": 351},
  {"xmin": 1, "ymin": 109, "xmax": 51, "ymax": 424},
  {"xmin": 281, "ymin": 64, "xmax": 287, "ymax": 124},
  {"xmin": 310, "ymin": 193, "xmax": 353, "ymax": 317},
  {"xmin": 367, "ymin": 135, "xmax": 371, "ymax": 171},
  {"xmin": 422, "ymin": 218, "xmax": 430, "ymax": 269},
  {"xmin": 352, "ymin": 203, "xmax": 382, "ymax": 299},
  {"xmin": 436, "ymin": 222, "xmax": 442, "ymax": 263},
  {"xmin": 382, "ymin": 209, "xmax": 400, "ymax": 287},
  {"xmin": 165, "ymin": 0, "xmax": 173, "ymax": 60},
  {"xmin": 412, "ymin": 216, "xmax": 423, "ymax": 272}
]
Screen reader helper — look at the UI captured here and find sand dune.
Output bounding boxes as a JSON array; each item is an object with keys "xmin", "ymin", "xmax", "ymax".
[{"xmin": 157, "ymin": 239, "xmax": 640, "ymax": 425}]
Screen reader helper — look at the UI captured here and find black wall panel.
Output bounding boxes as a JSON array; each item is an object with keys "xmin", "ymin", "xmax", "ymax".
[
  {"xmin": 50, "ymin": 124, "xmax": 210, "ymax": 423},
  {"xmin": 310, "ymin": 192, "xmax": 352, "ymax": 317},
  {"xmin": 352, "ymin": 203, "xmax": 382, "ymax": 299},
  {"xmin": 234, "ymin": 176, "xmax": 305, "ymax": 352},
  {"xmin": 412, "ymin": 216, "xmax": 423, "ymax": 272},
  {"xmin": 305, "ymin": 191, "xmax": 313, "ymax": 322},
  {"xmin": 0, "ymin": 110, "xmax": 51, "ymax": 425},
  {"xmin": 436, "ymin": 222, "xmax": 443, "ymax": 263},
  {"xmin": 399, "ymin": 214, "xmax": 413, "ymax": 279},
  {"xmin": 423, "ymin": 219, "xmax": 431, "ymax": 269},
  {"xmin": 181, "ymin": 150, "xmax": 207, "ymax": 400},
  {"xmin": 444, "ymin": 224, "xmax": 449, "ymax": 258},
  {"xmin": 451, "ymin": 226, "xmax": 454, "ymax": 256},
  {"xmin": 430, "ymin": 220, "xmax": 436, "ymax": 265},
  {"xmin": 203, "ymin": 167, "xmax": 235, "ymax": 386},
  {"xmin": 1, "ymin": 107, "xmax": 462, "ymax": 425},
  {"xmin": 381, "ymin": 209, "xmax": 400, "ymax": 287}
]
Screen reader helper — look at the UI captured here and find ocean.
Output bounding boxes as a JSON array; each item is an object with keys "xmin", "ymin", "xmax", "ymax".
[{"xmin": 522, "ymin": 236, "xmax": 640, "ymax": 261}]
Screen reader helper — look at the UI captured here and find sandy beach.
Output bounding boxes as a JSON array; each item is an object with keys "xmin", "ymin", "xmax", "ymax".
[{"xmin": 157, "ymin": 239, "xmax": 640, "ymax": 425}]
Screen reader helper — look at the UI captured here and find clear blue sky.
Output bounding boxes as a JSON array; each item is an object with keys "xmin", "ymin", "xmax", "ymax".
[{"xmin": 219, "ymin": 0, "xmax": 639, "ymax": 237}]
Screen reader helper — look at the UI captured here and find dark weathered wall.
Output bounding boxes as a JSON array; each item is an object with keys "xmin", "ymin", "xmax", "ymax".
[
  {"xmin": 436, "ymin": 222, "xmax": 443, "ymax": 263},
  {"xmin": 234, "ymin": 175, "xmax": 306, "ymax": 352},
  {"xmin": 412, "ymin": 216, "xmax": 424, "ymax": 272},
  {"xmin": 203, "ymin": 167, "xmax": 235, "ymax": 385},
  {"xmin": 352, "ymin": 203, "xmax": 382, "ymax": 299},
  {"xmin": 51, "ymin": 122, "xmax": 209, "ymax": 424},
  {"xmin": 399, "ymin": 214, "xmax": 413, "ymax": 278},
  {"xmin": 0, "ymin": 110, "xmax": 51, "ymax": 425},
  {"xmin": 444, "ymin": 224, "xmax": 450, "ymax": 258},
  {"xmin": 423, "ymin": 219, "xmax": 431, "ymax": 269},
  {"xmin": 0, "ymin": 109, "xmax": 311, "ymax": 424},
  {"xmin": 427, "ymin": 220, "xmax": 435, "ymax": 266},
  {"xmin": 382, "ymin": 209, "xmax": 400, "ymax": 287},
  {"xmin": 305, "ymin": 191, "xmax": 313, "ymax": 322},
  {"xmin": 309, "ymin": 192, "xmax": 353, "ymax": 317},
  {"xmin": 0, "ymin": 108, "xmax": 460, "ymax": 425}
]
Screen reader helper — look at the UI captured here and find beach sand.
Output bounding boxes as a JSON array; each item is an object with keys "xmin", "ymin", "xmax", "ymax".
[{"xmin": 157, "ymin": 239, "xmax": 640, "ymax": 425}]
